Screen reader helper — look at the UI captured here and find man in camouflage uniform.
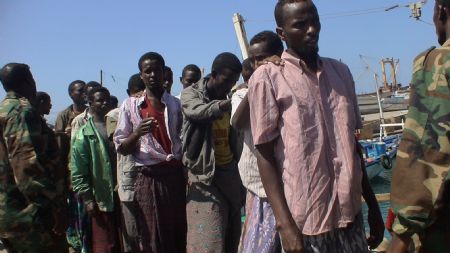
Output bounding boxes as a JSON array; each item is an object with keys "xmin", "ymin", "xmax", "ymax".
[
  {"xmin": 388, "ymin": 1, "xmax": 450, "ymax": 252},
  {"xmin": 0, "ymin": 63, "xmax": 68, "ymax": 253}
]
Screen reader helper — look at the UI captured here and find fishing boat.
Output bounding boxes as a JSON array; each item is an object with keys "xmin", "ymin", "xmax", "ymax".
[{"xmin": 359, "ymin": 134, "xmax": 401, "ymax": 179}]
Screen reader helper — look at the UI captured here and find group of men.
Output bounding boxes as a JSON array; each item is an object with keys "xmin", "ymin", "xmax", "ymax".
[{"xmin": 0, "ymin": 0, "xmax": 449, "ymax": 253}]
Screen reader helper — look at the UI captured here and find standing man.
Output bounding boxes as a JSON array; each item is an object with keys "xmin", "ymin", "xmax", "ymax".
[
  {"xmin": 180, "ymin": 64, "xmax": 202, "ymax": 90},
  {"xmin": 0, "ymin": 63, "xmax": 68, "ymax": 252},
  {"xmin": 181, "ymin": 52, "xmax": 243, "ymax": 253},
  {"xmin": 71, "ymin": 81, "xmax": 102, "ymax": 138},
  {"xmin": 114, "ymin": 52, "xmax": 186, "ymax": 253},
  {"xmin": 71, "ymin": 86, "xmax": 120, "ymax": 253},
  {"xmin": 106, "ymin": 73, "xmax": 145, "ymax": 253},
  {"xmin": 388, "ymin": 1, "xmax": 450, "ymax": 252},
  {"xmin": 248, "ymin": 1, "xmax": 368, "ymax": 252},
  {"xmin": 232, "ymin": 31, "xmax": 284, "ymax": 253},
  {"xmin": 176, "ymin": 64, "xmax": 202, "ymax": 99},
  {"xmin": 55, "ymin": 80, "xmax": 90, "ymax": 253},
  {"xmin": 164, "ymin": 66, "xmax": 174, "ymax": 94}
]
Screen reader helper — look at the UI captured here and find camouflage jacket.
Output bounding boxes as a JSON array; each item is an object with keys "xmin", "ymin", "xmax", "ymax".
[
  {"xmin": 391, "ymin": 39, "xmax": 450, "ymax": 237},
  {"xmin": 0, "ymin": 91, "xmax": 65, "ymax": 237}
]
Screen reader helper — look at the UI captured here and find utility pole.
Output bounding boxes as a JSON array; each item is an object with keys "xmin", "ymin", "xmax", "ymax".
[
  {"xmin": 100, "ymin": 70, "xmax": 103, "ymax": 86},
  {"xmin": 232, "ymin": 13, "xmax": 249, "ymax": 60}
]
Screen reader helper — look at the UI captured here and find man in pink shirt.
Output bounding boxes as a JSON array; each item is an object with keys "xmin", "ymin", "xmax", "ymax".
[{"xmin": 248, "ymin": 1, "xmax": 369, "ymax": 252}]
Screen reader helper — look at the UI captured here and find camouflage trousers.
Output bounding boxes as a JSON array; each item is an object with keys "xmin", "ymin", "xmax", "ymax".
[
  {"xmin": 2, "ymin": 228, "xmax": 68, "ymax": 253},
  {"xmin": 1, "ymin": 208, "xmax": 69, "ymax": 253}
]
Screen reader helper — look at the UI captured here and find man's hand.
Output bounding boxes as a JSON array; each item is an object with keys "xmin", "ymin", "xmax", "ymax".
[
  {"xmin": 85, "ymin": 201, "xmax": 98, "ymax": 218},
  {"xmin": 279, "ymin": 223, "xmax": 304, "ymax": 253},
  {"xmin": 367, "ymin": 207, "xmax": 385, "ymax": 249},
  {"xmin": 219, "ymin": 99, "xmax": 232, "ymax": 112},
  {"xmin": 135, "ymin": 117, "xmax": 158, "ymax": 137},
  {"xmin": 387, "ymin": 233, "xmax": 410, "ymax": 253},
  {"xmin": 256, "ymin": 55, "xmax": 284, "ymax": 68}
]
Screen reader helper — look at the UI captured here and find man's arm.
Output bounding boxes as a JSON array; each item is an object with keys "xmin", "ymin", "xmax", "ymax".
[
  {"xmin": 256, "ymin": 141, "xmax": 303, "ymax": 253},
  {"xmin": 180, "ymin": 88, "xmax": 226, "ymax": 123},
  {"xmin": 231, "ymin": 92, "xmax": 250, "ymax": 129},
  {"xmin": 357, "ymin": 141, "xmax": 384, "ymax": 249},
  {"xmin": 6, "ymin": 109, "xmax": 56, "ymax": 207},
  {"xmin": 113, "ymin": 102, "xmax": 158, "ymax": 155}
]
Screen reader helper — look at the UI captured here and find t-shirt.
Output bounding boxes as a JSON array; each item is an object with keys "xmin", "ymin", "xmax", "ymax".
[{"xmin": 212, "ymin": 112, "xmax": 233, "ymax": 166}]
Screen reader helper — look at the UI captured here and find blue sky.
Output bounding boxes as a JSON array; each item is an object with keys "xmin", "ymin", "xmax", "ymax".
[{"xmin": 1, "ymin": 0, "xmax": 437, "ymax": 122}]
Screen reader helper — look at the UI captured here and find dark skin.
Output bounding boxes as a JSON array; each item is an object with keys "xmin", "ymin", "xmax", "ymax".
[
  {"xmin": 387, "ymin": 2, "xmax": 450, "ymax": 252},
  {"xmin": 117, "ymin": 59, "xmax": 163, "ymax": 155},
  {"xmin": 260, "ymin": 3, "xmax": 321, "ymax": 249},
  {"xmin": 70, "ymin": 82, "xmax": 87, "ymax": 114},
  {"xmin": 164, "ymin": 68, "xmax": 173, "ymax": 93},
  {"xmin": 37, "ymin": 97, "xmax": 52, "ymax": 116},
  {"xmin": 180, "ymin": 70, "xmax": 201, "ymax": 89},
  {"xmin": 206, "ymin": 68, "xmax": 241, "ymax": 112},
  {"xmin": 232, "ymin": 40, "xmax": 283, "ymax": 129},
  {"xmin": 84, "ymin": 91, "xmax": 111, "ymax": 217},
  {"xmin": 258, "ymin": 2, "xmax": 383, "ymax": 252},
  {"xmin": 276, "ymin": 1, "xmax": 320, "ymax": 73}
]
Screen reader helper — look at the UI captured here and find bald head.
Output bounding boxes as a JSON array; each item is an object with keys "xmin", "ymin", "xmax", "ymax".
[{"xmin": 0, "ymin": 63, "xmax": 36, "ymax": 99}]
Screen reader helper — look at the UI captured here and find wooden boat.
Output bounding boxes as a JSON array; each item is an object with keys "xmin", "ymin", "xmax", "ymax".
[{"xmin": 359, "ymin": 134, "xmax": 401, "ymax": 180}]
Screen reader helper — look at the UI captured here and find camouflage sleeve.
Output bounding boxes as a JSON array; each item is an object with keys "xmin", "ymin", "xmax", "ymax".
[
  {"xmin": 70, "ymin": 130, "xmax": 94, "ymax": 203},
  {"xmin": 391, "ymin": 46, "xmax": 450, "ymax": 237},
  {"xmin": 4, "ymin": 108, "xmax": 55, "ymax": 208}
]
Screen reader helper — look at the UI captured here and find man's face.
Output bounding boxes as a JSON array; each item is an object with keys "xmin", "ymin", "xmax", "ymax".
[
  {"xmin": 70, "ymin": 82, "xmax": 86, "ymax": 104},
  {"xmin": 140, "ymin": 59, "xmax": 164, "ymax": 90},
  {"xmin": 181, "ymin": 70, "xmax": 201, "ymax": 89},
  {"xmin": 90, "ymin": 91, "xmax": 110, "ymax": 116},
  {"xmin": 42, "ymin": 98, "xmax": 52, "ymax": 115},
  {"xmin": 249, "ymin": 41, "xmax": 274, "ymax": 68},
  {"xmin": 164, "ymin": 70, "xmax": 173, "ymax": 93},
  {"xmin": 433, "ymin": 1, "xmax": 447, "ymax": 45},
  {"xmin": 277, "ymin": 1, "xmax": 321, "ymax": 57},
  {"xmin": 209, "ymin": 68, "xmax": 240, "ymax": 99}
]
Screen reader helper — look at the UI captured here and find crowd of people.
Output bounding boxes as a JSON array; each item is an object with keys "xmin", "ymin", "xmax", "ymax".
[{"xmin": 0, "ymin": 0, "xmax": 449, "ymax": 253}]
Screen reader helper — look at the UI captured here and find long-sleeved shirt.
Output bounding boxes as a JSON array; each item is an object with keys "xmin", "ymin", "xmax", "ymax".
[
  {"xmin": 248, "ymin": 51, "xmax": 363, "ymax": 235},
  {"xmin": 71, "ymin": 117, "xmax": 115, "ymax": 212},
  {"xmin": 113, "ymin": 91, "xmax": 183, "ymax": 166},
  {"xmin": 391, "ymin": 39, "xmax": 450, "ymax": 237},
  {"xmin": 0, "ymin": 92, "xmax": 65, "ymax": 237},
  {"xmin": 181, "ymin": 80, "xmax": 242, "ymax": 185}
]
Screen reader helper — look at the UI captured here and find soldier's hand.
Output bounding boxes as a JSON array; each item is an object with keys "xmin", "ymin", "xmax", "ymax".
[
  {"xmin": 135, "ymin": 117, "xmax": 158, "ymax": 137},
  {"xmin": 85, "ymin": 201, "xmax": 99, "ymax": 218}
]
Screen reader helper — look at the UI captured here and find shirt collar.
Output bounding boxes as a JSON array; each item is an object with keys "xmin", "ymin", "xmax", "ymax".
[
  {"xmin": 137, "ymin": 89, "xmax": 170, "ymax": 108},
  {"xmin": 282, "ymin": 50, "xmax": 323, "ymax": 74},
  {"xmin": 6, "ymin": 91, "xmax": 23, "ymax": 99}
]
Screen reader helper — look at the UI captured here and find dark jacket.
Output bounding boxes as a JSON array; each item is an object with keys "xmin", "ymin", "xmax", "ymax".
[{"xmin": 181, "ymin": 81, "xmax": 242, "ymax": 185}]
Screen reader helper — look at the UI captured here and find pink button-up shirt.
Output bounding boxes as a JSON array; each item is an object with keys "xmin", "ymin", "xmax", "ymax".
[{"xmin": 248, "ymin": 51, "xmax": 363, "ymax": 235}]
